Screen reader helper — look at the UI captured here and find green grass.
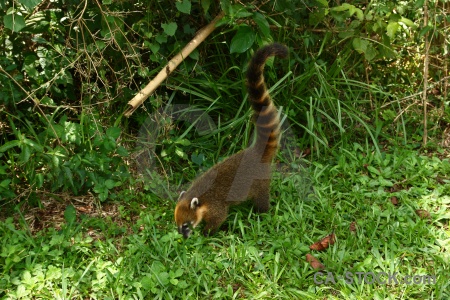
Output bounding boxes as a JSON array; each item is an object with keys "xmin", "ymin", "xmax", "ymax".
[
  {"xmin": 1, "ymin": 146, "xmax": 449, "ymax": 299},
  {"xmin": 1, "ymin": 0, "xmax": 448, "ymax": 298}
]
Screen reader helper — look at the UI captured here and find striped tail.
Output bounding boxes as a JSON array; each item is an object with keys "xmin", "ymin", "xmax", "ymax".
[{"xmin": 246, "ymin": 43, "xmax": 288, "ymax": 162}]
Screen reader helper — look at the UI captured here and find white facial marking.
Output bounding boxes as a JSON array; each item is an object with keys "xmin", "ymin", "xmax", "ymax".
[{"xmin": 190, "ymin": 197, "xmax": 199, "ymax": 209}]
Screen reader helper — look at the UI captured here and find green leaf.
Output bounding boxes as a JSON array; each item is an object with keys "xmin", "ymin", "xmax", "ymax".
[
  {"xmin": 309, "ymin": 8, "xmax": 328, "ymax": 26},
  {"xmin": 41, "ymin": 96, "xmax": 54, "ymax": 105},
  {"xmin": 158, "ymin": 272, "xmax": 170, "ymax": 285},
  {"xmin": 35, "ymin": 173, "xmax": 44, "ymax": 188},
  {"xmin": 189, "ymin": 48, "xmax": 199, "ymax": 60},
  {"xmin": 23, "ymin": 138, "xmax": 43, "ymax": 152},
  {"xmin": 152, "ymin": 261, "xmax": 166, "ymax": 273},
  {"xmin": 386, "ymin": 22, "xmax": 400, "ymax": 39},
  {"xmin": 352, "ymin": 37, "xmax": 369, "ymax": 54},
  {"xmin": 52, "ymin": 153, "xmax": 60, "ymax": 168},
  {"xmin": 3, "ymin": 14, "xmax": 26, "ymax": 32},
  {"xmin": 332, "ymin": 3, "xmax": 354, "ymax": 12},
  {"xmin": 191, "ymin": 153, "xmax": 205, "ymax": 166},
  {"xmin": 116, "ymin": 146, "xmax": 129, "ymax": 157},
  {"xmin": 156, "ymin": 33, "xmax": 167, "ymax": 44},
  {"xmin": 22, "ymin": 270, "xmax": 33, "ymax": 284},
  {"xmin": 220, "ymin": 0, "xmax": 231, "ymax": 15},
  {"xmin": 0, "ymin": 140, "xmax": 20, "ymax": 152},
  {"xmin": 63, "ymin": 122, "xmax": 81, "ymax": 144},
  {"xmin": 419, "ymin": 25, "xmax": 432, "ymax": 38},
  {"xmin": 19, "ymin": 0, "xmax": 41, "ymax": 10},
  {"xmin": 0, "ymin": 179, "xmax": 11, "ymax": 187},
  {"xmin": 64, "ymin": 205, "xmax": 77, "ymax": 224},
  {"xmin": 141, "ymin": 276, "xmax": 153, "ymax": 290},
  {"xmin": 105, "ymin": 179, "xmax": 116, "ymax": 189},
  {"xmin": 175, "ymin": 147, "xmax": 185, "ymax": 158},
  {"xmin": 414, "ymin": 0, "xmax": 425, "ymax": 8},
  {"xmin": 19, "ymin": 144, "xmax": 31, "ymax": 163},
  {"xmin": 16, "ymin": 285, "xmax": 29, "ymax": 298},
  {"xmin": 231, "ymin": 5, "xmax": 253, "ymax": 18},
  {"xmin": 230, "ymin": 25, "xmax": 255, "ymax": 53},
  {"xmin": 379, "ymin": 178, "xmax": 393, "ymax": 187},
  {"xmin": 355, "ymin": 8, "xmax": 364, "ymax": 21},
  {"xmin": 183, "ymin": 24, "xmax": 195, "ymax": 35},
  {"xmin": 253, "ymin": 13, "xmax": 270, "ymax": 38},
  {"xmin": 399, "ymin": 17, "xmax": 417, "ymax": 29},
  {"xmin": 338, "ymin": 30, "xmax": 355, "ymax": 39},
  {"xmin": 23, "ymin": 64, "xmax": 39, "ymax": 78},
  {"xmin": 106, "ymin": 127, "xmax": 121, "ymax": 139},
  {"xmin": 347, "ymin": 5, "xmax": 356, "ymax": 16},
  {"xmin": 315, "ymin": 0, "xmax": 329, "ymax": 7},
  {"xmin": 161, "ymin": 22, "xmax": 178, "ymax": 36},
  {"xmin": 367, "ymin": 166, "xmax": 380, "ymax": 176},
  {"xmin": 175, "ymin": 139, "xmax": 191, "ymax": 146},
  {"xmin": 173, "ymin": 268, "xmax": 184, "ymax": 278},
  {"xmin": 364, "ymin": 44, "xmax": 378, "ymax": 61},
  {"xmin": 62, "ymin": 166, "xmax": 74, "ymax": 190},
  {"xmin": 96, "ymin": 188, "xmax": 109, "ymax": 201},
  {"xmin": 0, "ymin": 165, "xmax": 7, "ymax": 175},
  {"xmin": 176, "ymin": 0, "xmax": 191, "ymax": 14},
  {"xmin": 201, "ymin": 0, "xmax": 211, "ymax": 13},
  {"xmin": 148, "ymin": 42, "xmax": 160, "ymax": 54}
]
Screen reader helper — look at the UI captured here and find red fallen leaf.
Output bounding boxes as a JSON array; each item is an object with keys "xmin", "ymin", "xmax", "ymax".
[
  {"xmin": 415, "ymin": 209, "xmax": 431, "ymax": 219},
  {"xmin": 390, "ymin": 196, "xmax": 399, "ymax": 205},
  {"xmin": 303, "ymin": 148, "xmax": 311, "ymax": 157},
  {"xmin": 310, "ymin": 233, "xmax": 336, "ymax": 251},
  {"xmin": 349, "ymin": 222, "xmax": 357, "ymax": 232},
  {"xmin": 390, "ymin": 184, "xmax": 400, "ymax": 192},
  {"xmin": 309, "ymin": 241, "xmax": 325, "ymax": 251},
  {"xmin": 306, "ymin": 253, "xmax": 325, "ymax": 270}
]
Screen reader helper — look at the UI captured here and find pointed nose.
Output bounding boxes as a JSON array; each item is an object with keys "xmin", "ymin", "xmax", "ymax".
[{"xmin": 179, "ymin": 226, "xmax": 191, "ymax": 238}]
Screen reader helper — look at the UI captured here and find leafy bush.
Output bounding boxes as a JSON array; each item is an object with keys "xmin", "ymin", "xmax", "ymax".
[
  {"xmin": 0, "ymin": 115, "xmax": 129, "ymax": 202},
  {"xmin": 0, "ymin": 0, "xmax": 449, "ymax": 299},
  {"xmin": 0, "ymin": 0, "xmax": 448, "ymax": 202}
]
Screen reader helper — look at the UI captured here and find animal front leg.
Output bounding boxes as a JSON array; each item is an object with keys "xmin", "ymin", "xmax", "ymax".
[{"xmin": 202, "ymin": 208, "xmax": 228, "ymax": 236}]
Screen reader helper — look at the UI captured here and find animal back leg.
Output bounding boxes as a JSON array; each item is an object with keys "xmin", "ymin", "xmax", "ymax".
[{"xmin": 252, "ymin": 180, "xmax": 270, "ymax": 213}]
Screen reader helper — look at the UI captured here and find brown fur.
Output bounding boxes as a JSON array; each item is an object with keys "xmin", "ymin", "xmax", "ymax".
[{"xmin": 174, "ymin": 43, "xmax": 288, "ymax": 238}]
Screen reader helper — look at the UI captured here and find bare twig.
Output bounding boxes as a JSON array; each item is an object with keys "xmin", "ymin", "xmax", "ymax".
[
  {"xmin": 0, "ymin": 65, "xmax": 65, "ymax": 148},
  {"xmin": 380, "ymin": 76, "xmax": 450, "ymax": 108},
  {"xmin": 379, "ymin": 76, "xmax": 450, "ymax": 123},
  {"xmin": 123, "ymin": 11, "xmax": 225, "ymax": 117},
  {"xmin": 444, "ymin": 1, "xmax": 449, "ymax": 104},
  {"xmin": 423, "ymin": 0, "xmax": 430, "ymax": 145}
]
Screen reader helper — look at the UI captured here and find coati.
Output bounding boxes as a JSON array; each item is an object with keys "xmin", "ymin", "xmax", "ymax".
[{"xmin": 174, "ymin": 43, "xmax": 288, "ymax": 238}]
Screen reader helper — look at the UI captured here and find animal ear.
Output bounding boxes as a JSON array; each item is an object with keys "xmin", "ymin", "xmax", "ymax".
[
  {"xmin": 177, "ymin": 191, "xmax": 186, "ymax": 201},
  {"xmin": 190, "ymin": 197, "xmax": 199, "ymax": 210}
]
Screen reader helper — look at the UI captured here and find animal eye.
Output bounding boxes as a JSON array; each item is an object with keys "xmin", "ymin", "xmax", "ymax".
[{"xmin": 183, "ymin": 222, "xmax": 192, "ymax": 228}]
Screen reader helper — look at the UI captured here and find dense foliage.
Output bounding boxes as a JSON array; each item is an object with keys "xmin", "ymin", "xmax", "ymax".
[
  {"xmin": 0, "ymin": 0, "xmax": 449, "ymax": 298},
  {"xmin": 1, "ymin": 0, "xmax": 448, "ymax": 202}
]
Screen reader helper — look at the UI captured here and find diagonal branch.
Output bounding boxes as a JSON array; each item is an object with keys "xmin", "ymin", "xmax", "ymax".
[{"xmin": 123, "ymin": 11, "xmax": 225, "ymax": 117}]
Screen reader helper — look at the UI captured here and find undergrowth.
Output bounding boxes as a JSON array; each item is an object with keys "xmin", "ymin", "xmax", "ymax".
[
  {"xmin": 1, "ymin": 0, "xmax": 449, "ymax": 298},
  {"xmin": 1, "ymin": 147, "xmax": 449, "ymax": 299}
]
